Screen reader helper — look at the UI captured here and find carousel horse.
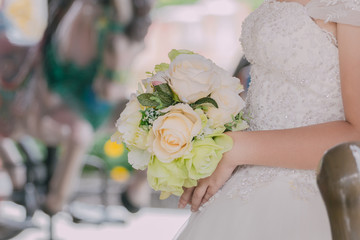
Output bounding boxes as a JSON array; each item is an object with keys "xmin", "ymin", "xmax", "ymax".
[
  {"xmin": 0, "ymin": 0, "xmax": 152, "ymax": 217},
  {"xmin": 317, "ymin": 142, "xmax": 360, "ymax": 240},
  {"xmin": 0, "ymin": 0, "xmax": 49, "ymax": 201}
]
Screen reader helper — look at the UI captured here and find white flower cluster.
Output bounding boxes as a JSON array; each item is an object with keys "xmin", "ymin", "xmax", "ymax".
[{"xmin": 141, "ymin": 108, "xmax": 161, "ymax": 128}]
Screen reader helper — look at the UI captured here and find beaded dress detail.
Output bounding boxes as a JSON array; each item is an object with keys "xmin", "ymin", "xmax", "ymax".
[
  {"xmin": 226, "ymin": 0, "xmax": 344, "ymax": 204},
  {"xmin": 174, "ymin": 1, "xmax": 355, "ymax": 239}
]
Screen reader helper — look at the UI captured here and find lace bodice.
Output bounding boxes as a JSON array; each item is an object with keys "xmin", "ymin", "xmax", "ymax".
[{"xmin": 242, "ymin": 0, "xmax": 345, "ymax": 131}]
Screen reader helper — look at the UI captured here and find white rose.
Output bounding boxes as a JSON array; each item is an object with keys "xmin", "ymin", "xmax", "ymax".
[
  {"xmin": 216, "ymin": 66, "xmax": 244, "ymax": 94},
  {"xmin": 207, "ymin": 88, "xmax": 246, "ymax": 128},
  {"xmin": 128, "ymin": 146, "xmax": 151, "ymax": 170},
  {"xmin": 110, "ymin": 131, "xmax": 123, "ymax": 144},
  {"xmin": 151, "ymin": 104, "xmax": 202, "ymax": 163},
  {"xmin": 168, "ymin": 54, "xmax": 221, "ymax": 103},
  {"xmin": 114, "ymin": 94, "xmax": 149, "ymax": 149}
]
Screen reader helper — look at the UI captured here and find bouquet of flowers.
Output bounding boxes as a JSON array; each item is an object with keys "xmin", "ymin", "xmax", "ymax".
[{"xmin": 111, "ymin": 49, "xmax": 248, "ymax": 199}]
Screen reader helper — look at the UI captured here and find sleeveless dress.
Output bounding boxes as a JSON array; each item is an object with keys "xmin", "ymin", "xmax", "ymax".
[{"xmin": 175, "ymin": 1, "xmax": 360, "ymax": 239}]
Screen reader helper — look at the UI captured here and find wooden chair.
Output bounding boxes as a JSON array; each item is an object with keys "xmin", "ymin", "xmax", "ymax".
[{"xmin": 317, "ymin": 142, "xmax": 360, "ymax": 240}]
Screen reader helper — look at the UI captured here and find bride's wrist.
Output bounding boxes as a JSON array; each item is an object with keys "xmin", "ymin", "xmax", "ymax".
[{"xmin": 225, "ymin": 131, "xmax": 247, "ymax": 167}]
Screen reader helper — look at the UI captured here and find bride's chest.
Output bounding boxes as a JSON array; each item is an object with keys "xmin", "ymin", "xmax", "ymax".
[{"xmin": 241, "ymin": 2, "xmax": 338, "ymax": 70}]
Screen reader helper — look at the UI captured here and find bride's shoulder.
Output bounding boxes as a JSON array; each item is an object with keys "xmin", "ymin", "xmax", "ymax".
[{"xmin": 306, "ymin": 0, "xmax": 360, "ymax": 26}]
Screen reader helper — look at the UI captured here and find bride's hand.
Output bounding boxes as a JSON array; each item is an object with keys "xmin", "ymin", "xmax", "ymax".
[{"xmin": 178, "ymin": 135, "xmax": 240, "ymax": 212}]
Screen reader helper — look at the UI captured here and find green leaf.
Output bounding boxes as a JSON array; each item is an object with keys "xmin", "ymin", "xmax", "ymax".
[
  {"xmin": 137, "ymin": 93, "xmax": 159, "ymax": 107},
  {"xmin": 149, "ymin": 95, "xmax": 163, "ymax": 109},
  {"xmin": 151, "ymin": 83, "xmax": 175, "ymax": 109},
  {"xmin": 193, "ymin": 97, "xmax": 218, "ymax": 108},
  {"xmin": 224, "ymin": 112, "xmax": 249, "ymax": 132},
  {"xmin": 154, "ymin": 63, "xmax": 170, "ymax": 73},
  {"xmin": 168, "ymin": 49, "xmax": 195, "ymax": 61},
  {"xmin": 173, "ymin": 93, "xmax": 181, "ymax": 103},
  {"xmin": 153, "ymin": 92, "xmax": 173, "ymax": 109},
  {"xmin": 154, "ymin": 83, "xmax": 173, "ymax": 97}
]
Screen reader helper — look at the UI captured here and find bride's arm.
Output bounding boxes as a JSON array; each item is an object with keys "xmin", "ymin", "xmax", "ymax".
[{"xmin": 179, "ymin": 23, "xmax": 360, "ymax": 212}]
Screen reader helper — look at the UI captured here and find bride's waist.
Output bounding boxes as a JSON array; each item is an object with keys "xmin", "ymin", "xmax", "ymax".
[
  {"xmin": 234, "ymin": 165, "xmax": 315, "ymax": 177},
  {"xmin": 244, "ymin": 100, "xmax": 344, "ymax": 130},
  {"xmin": 223, "ymin": 165, "xmax": 319, "ymax": 201},
  {"xmin": 231, "ymin": 165, "xmax": 317, "ymax": 186}
]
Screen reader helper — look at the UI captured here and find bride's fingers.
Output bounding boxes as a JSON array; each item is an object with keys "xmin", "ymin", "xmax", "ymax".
[
  {"xmin": 201, "ymin": 188, "xmax": 215, "ymax": 205},
  {"xmin": 178, "ymin": 187, "xmax": 195, "ymax": 208},
  {"xmin": 191, "ymin": 184, "xmax": 208, "ymax": 212}
]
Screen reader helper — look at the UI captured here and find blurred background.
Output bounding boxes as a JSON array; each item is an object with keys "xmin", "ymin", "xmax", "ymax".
[{"xmin": 0, "ymin": 0, "xmax": 261, "ymax": 239}]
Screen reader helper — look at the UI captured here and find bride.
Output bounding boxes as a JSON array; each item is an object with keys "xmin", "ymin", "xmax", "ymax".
[{"xmin": 175, "ymin": 0, "xmax": 360, "ymax": 239}]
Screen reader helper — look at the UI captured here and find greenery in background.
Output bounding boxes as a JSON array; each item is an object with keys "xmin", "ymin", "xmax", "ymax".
[
  {"xmin": 86, "ymin": 134, "xmax": 132, "ymax": 173},
  {"xmin": 240, "ymin": 0, "xmax": 263, "ymax": 10},
  {"xmin": 155, "ymin": 0, "xmax": 199, "ymax": 8},
  {"xmin": 155, "ymin": 0, "xmax": 263, "ymax": 10}
]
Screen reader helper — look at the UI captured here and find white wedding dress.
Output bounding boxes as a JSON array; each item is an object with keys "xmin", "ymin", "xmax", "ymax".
[{"xmin": 175, "ymin": 0, "xmax": 360, "ymax": 239}]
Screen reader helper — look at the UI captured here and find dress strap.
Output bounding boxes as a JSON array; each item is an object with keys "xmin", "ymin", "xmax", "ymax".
[{"xmin": 306, "ymin": 0, "xmax": 360, "ymax": 27}]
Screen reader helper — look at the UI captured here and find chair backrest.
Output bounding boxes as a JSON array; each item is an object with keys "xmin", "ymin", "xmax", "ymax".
[{"xmin": 317, "ymin": 142, "xmax": 360, "ymax": 240}]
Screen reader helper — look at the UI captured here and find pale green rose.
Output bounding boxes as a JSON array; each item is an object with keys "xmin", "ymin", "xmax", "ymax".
[
  {"xmin": 147, "ymin": 132, "xmax": 233, "ymax": 199},
  {"xmin": 147, "ymin": 156, "xmax": 196, "ymax": 199},
  {"xmin": 185, "ymin": 133, "xmax": 233, "ymax": 180},
  {"xmin": 151, "ymin": 104, "xmax": 202, "ymax": 163},
  {"xmin": 114, "ymin": 94, "xmax": 149, "ymax": 150},
  {"xmin": 168, "ymin": 54, "xmax": 221, "ymax": 103}
]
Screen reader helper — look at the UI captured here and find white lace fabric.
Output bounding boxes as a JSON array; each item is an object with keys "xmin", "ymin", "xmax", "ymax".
[
  {"xmin": 306, "ymin": 0, "xmax": 360, "ymax": 26},
  {"xmin": 227, "ymin": 0, "xmax": 345, "ymax": 203},
  {"xmin": 243, "ymin": 1, "xmax": 344, "ymax": 131}
]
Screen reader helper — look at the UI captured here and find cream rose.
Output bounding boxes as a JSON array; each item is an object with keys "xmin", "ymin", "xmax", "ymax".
[
  {"xmin": 168, "ymin": 54, "xmax": 221, "ymax": 103},
  {"xmin": 113, "ymin": 94, "xmax": 149, "ymax": 150},
  {"xmin": 215, "ymin": 66, "xmax": 244, "ymax": 93},
  {"xmin": 207, "ymin": 88, "xmax": 246, "ymax": 128},
  {"xmin": 151, "ymin": 104, "xmax": 202, "ymax": 163}
]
